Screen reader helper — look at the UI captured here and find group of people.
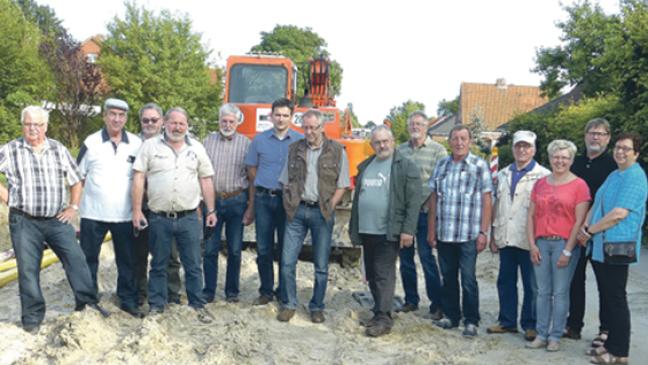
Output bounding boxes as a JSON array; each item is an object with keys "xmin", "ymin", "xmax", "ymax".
[{"xmin": 0, "ymin": 98, "xmax": 645, "ymax": 364}]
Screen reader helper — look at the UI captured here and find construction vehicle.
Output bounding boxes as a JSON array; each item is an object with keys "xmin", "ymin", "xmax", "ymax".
[{"xmin": 224, "ymin": 53, "xmax": 369, "ymax": 266}]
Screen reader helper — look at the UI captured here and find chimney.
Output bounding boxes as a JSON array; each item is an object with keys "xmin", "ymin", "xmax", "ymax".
[{"xmin": 496, "ymin": 78, "xmax": 507, "ymax": 90}]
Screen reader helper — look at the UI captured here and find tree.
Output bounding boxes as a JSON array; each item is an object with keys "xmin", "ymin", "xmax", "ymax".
[
  {"xmin": 437, "ymin": 96, "xmax": 459, "ymax": 117},
  {"xmin": 18, "ymin": 0, "xmax": 105, "ymax": 148},
  {"xmin": 99, "ymin": 2, "xmax": 221, "ymax": 138},
  {"xmin": 0, "ymin": 0, "xmax": 53, "ymax": 144},
  {"xmin": 385, "ymin": 100, "xmax": 426, "ymax": 143},
  {"xmin": 251, "ymin": 25, "xmax": 343, "ymax": 100}
]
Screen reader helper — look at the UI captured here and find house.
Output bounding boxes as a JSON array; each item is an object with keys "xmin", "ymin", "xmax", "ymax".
[{"xmin": 459, "ymin": 78, "xmax": 548, "ymax": 132}]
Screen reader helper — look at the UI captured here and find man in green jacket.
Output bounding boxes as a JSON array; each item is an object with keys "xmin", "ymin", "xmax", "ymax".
[{"xmin": 349, "ymin": 125, "xmax": 422, "ymax": 337}]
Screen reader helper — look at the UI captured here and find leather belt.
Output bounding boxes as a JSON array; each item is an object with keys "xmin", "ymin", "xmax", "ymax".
[
  {"xmin": 300, "ymin": 200, "xmax": 319, "ymax": 208},
  {"xmin": 152, "ymin": 209, "xmax": 196, "ymax": 219},
  {"xmin": 539, "ymin": 235, "xmax": 564, "ymax": 241},
  {"xmin": 256, "ymin": 186, "xmax": 282, "ymax": 196},
  {"xmin": 216, "ymin": 188, "xmax": 244, "ymax": 200}
]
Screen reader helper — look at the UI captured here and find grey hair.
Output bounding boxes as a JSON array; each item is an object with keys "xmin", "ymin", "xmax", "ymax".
[
  {"xmin": 407, "ymin": 110, "xmax": 428, "ymax": 124},
  {"xmin": 21, "ymin": 106, "xmax": 49, "ymax": 125},
  {"xmin": 584, "ymin": 117, "xmax": 610, "ymax": 134},
  {"xmin": 219, "ymin": 103, "xmax": 243, "ymax": 122},
  {"xmin": 302, "ymin": 109, "xmax": 323, "ymax": 126},
  {"xmin": 547, "ymin": 139, "xmax": 577, "ymax": 160},
  {"xmin": 139, "ymin": 103, "xmax": 163, "ymax": 120},
  {"xmin": 371, "ymin": 125, "xmax": 394, "ymax": 140},
  {"xmin": 165, "ymin": 107, "xmax": 190, "ymax": 123}
]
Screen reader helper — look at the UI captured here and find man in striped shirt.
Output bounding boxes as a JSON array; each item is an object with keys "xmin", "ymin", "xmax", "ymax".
[
  {"xmin": 202, "ymin": 103, "xmax": 252, "ymax": 303},
  {"xmin": 428, "ymin": 125, "xmax": 493, "ymax": 337},
  {"xmin": 0, "ymin": 106, "xmax": 109, "ymax": 333}
]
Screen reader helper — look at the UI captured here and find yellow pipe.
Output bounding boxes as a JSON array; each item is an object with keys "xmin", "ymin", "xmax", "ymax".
[{"xmin": 0, "ymin": 233, "xmax": 112, "ymax": 288}]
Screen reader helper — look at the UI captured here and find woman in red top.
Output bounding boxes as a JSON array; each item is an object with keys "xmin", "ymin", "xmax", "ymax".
[{"xmin": 525, "ymin": 139, "xmax": 591, "ymax": 352}]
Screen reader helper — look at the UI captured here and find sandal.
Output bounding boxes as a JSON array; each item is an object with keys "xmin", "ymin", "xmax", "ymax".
[
  {"xmin": 591, "ymin": 332, "xmax": 609, "ymax": 348},
  {"xmin": 586, "ymin": 346, "xmax": 607, "ymax": 356},
  {"xmin": 590, "ymin": 353, "xmax": 629, "ymax": 364}
]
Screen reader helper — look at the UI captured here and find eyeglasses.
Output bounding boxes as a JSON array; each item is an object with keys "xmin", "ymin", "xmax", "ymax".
[
  {"xmin": 141, "ymin": 118, "xmax": 160, "ymax": 124},
  {"xmin": 23, "ymin": 123, "xmax": 46, "ymax": 129},
  {"xmin": 614, "ymin": 145, "xmax": 634, "ymax": 153},
  {"xmin": 587, "ymin": 131, "xmax": 609, "ymax": 138}
]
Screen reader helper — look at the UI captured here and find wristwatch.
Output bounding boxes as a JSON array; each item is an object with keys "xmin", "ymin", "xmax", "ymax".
[
  {"xmin": 562, "ymin": 249, "xmax": 572, "ymax": 257},
  {"xmin": 69, "ymin": 204, "xmax": 79, "ymax": 211}
]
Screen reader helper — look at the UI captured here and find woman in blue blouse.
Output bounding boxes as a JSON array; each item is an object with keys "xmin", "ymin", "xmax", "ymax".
[{"xmin": 578, "ymin": 133, "xmax": 647, "ymax": 365}]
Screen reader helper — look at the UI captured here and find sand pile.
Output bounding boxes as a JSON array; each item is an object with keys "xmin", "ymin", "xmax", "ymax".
[{"xmin": 1, "ymin": 242, "xmax": 647, "ymax": 365}]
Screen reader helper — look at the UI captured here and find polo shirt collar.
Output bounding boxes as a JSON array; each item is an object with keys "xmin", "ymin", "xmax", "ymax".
[
  {"xmin": 509, "ymin": 160, "xmax": 536, "ymax": 173},
  {"xmin": 101, "ymin": 128, "xmax": 130, "ymax": 144}
]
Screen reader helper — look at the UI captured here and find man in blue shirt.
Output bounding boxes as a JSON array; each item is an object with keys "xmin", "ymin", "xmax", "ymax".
[{"xmin": 244, "ymin": 98, "xmax": 303, "ymax": 305}]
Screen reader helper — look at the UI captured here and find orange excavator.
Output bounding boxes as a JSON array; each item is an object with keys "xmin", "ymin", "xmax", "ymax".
[{"xmin": 224, "ymin": 53, "xmax": 368, "ymax": 265}]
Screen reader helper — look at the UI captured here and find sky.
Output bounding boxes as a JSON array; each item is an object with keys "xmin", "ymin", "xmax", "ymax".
[{"xmin": 38, "ymin": 0, "xmax": 619, "ymax": 125}]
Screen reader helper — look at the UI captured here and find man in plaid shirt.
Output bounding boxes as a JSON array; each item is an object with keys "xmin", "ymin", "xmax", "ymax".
[
  {"xmin": 427, "ymin": 125, "xmax": 493, "ymax": 337},
  {"xmin": 0, "ymin": 106, "xmax": 109, "ymax": 333}
]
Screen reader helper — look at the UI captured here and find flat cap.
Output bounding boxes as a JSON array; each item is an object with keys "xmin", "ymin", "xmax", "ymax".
[{"xmin": 104, "ymin": 98, "xmax": 129, "ymax": 112}]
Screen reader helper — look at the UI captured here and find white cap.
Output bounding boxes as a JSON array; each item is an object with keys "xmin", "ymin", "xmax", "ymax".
[{"xmin": 513, "ymin": 130, "xmax": 536, "ymax": 146}]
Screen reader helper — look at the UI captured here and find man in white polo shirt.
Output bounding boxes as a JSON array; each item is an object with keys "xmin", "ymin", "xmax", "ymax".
[{"xmin": 77, "ymin": 98, "xmax": 143, "ymax": 318}]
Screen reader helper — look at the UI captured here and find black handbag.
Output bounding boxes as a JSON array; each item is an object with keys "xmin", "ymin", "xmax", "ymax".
[{"xmin": 600, "ymin": 193, "xmax": 637, "ymax": 265}]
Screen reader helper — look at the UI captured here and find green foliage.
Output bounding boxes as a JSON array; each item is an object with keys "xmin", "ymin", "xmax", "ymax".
[
  {"xmin": 500, "ymin": 96, "xmax": 621, "ymax": 167},
  {"xmin": 251, "ymin": 25, "xmax": 343, "ymax": 100},
  {"xmin": 99, "ymin": 2, "xmax": 221, "ymax": 139},
  {"xmin": 0, "ymin": 0, "xmax": 53, "ymax": 144},
  {"xmin": 437, "ymin": 96, "xmax": 459, "ymax": 117},
  {"xmin": 385, "ymin": 100, "xmax": 426, "ymax": 144}
]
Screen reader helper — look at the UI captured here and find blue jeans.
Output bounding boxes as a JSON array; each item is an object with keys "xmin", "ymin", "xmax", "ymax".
[
  {"xmin": 80, "ymin": 218, "xmax": 138, "ymax": 309},
  {"xmin": 203, "ymin": 192, "xmax": 247, "ymax": 300},
  {"xmin": 10, "ymin": 210, "xmax": 98, "ymax": 327},
  {"xmin": 399, "ymin": 212, "xmax": 442, "ymax": 312},
  {"xmin": 497, "ymin": 246, "xmax": 537, "ymax": 330},
  {"xmin": 148, "ymin": 211, "xmax": 205, "ymax": 309},
  {"xmin": 437, "ymin": 240, "xmax": 480, "ymax": 326},
  {"xmin": 534, "ymin": 238, "xmax": 580, "ymax": 341},
  {"xmin": 280, "ymin": 204, "xmax": 334, "ymax": 312},
  {"xmin": 254, "ymin": 191, "xmax": 285, "ymax": 298}
]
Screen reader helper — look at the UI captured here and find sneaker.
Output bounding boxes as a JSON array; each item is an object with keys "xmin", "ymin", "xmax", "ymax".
[
  {"xmin": 524, "ymin": 329, "xmax": 538, "ymax": 341},
  {"xmin": 310, "ymin": 311, "xmax": 325, "ymax": 324},
  {"xmin": 253, "ymin": 295, "xmax": 273, "ymax": 306},
  {"xmin": 525, "ymin": 338, "xmax": 548, "ymax": 349},
  {"xmin": 463, "ymin": 323, "xmax": 478, "ymax": 337},
  {"xmin": 546, "ymin": 340, "xmax": 560, "ymax": 352},
  {"xmin": 195, "ymin": 307, "xmax": 213, "ymax": 324},
  {"xmin": 277, "ymin": 309, "xmax": 295, "ymax": 322},
  {"xmin": 487, "ymin": 324, "xmax": 518, "ymax": 334},
  {"xmin": 562, "ymin": 327, "xmax": 581, "ymax": 340},
  {"xmin": 434, "ymin": 318, "xmax": 458, "ymax": 329},
  {"xmin": 365, "ymin": 319, "xmax": 392, "ymax": 337},
  {"xmin": 396, "ymin": 303, "xmax": 418, "ymax": 313}
]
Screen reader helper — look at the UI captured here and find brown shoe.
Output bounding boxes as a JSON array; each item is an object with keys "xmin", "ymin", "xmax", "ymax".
[
  {"xmin": 563, "ymin": 327, "xmax": 581, "ymax": 340},
  {"xmin": 396, "ymin": 303, "xmax": 418, "ymax": 313},
  {"xmin": 253, "ymin": 295, "xmax": 273, "ymax": 306},
  {"xmin": 487, "ymin": 324, "xmax": 518, "ymax": 334},
  {"xmin": 427, "ymin": 309, "xmax": 443, "ymax": 321},
  {"xmin": 311, "ymin": 311, "xmax": 325, "ymax": 323},
  {"xmin": 359, "ymin": 314, "xmax": 380, "ymax": 328},
  {"xmin": 524, "ymin": 329, "xmax": 538, "ymax": 341},
  {"xmin": 277, "ymin": 309, "xmax": 295, "ymax": 322}
]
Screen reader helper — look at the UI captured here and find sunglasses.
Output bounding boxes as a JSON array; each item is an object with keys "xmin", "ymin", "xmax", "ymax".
[{"xmin": 141, "ymin": 117, "xmax": 160, "ymax": 124}]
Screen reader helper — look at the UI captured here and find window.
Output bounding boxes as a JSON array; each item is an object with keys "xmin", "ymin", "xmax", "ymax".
[{"xmin": 228, "ymin": 64, "xmax": 288, "ymax": 104}]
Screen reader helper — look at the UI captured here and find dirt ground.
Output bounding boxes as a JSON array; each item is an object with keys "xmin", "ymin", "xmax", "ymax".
[{"xmin": 1, "ymin": 238, "xmax": 647, "ymax": 365}]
